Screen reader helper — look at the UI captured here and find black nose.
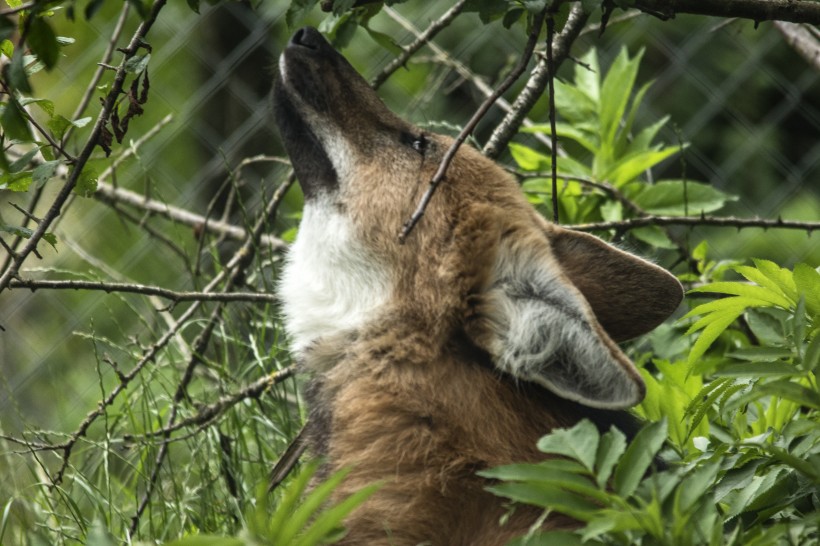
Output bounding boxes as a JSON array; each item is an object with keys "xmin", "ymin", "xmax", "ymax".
[{"xmin": 290, "ymin": 27, "xmax": 325, "ymax": 50}]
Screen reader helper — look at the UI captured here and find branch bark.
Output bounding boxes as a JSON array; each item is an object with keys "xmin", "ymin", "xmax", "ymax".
[
  {"xmin": 483, "ymin": 4, "xmax": 588, "ymax": 159},
  {"xmin": 570, "ymin": 215, "xmax": 820, "ymax": 232},
  {"xmin": 774, "ymin": 21, "xmax": 820, "ymax": 71},
  {"xmin": 625, "ymin": 0, "xmax": 820, "ymax": 25},
  {"xmin": 8, "ymin": 279, "xmax": 278, "ymax": 304}
]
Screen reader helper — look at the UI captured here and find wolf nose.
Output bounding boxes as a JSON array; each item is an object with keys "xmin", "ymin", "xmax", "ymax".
[{"xmin": 290, "ymin": 27, "xmax": 324, "ymax": 50}]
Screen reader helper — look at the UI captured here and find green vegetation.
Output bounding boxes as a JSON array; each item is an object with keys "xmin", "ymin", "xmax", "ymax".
[{"xmin": 1, "ymin": 1, "xmax": 817, "ymax": 545}]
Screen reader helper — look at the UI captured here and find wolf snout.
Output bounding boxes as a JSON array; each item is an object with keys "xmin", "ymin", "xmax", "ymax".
[{"xmin": 289, "ymin": 27, "xmax": 326, "ymax": 51}]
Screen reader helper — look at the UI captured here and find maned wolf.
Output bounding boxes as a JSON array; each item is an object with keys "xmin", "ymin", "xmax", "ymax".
[{"xmin": 273, "ymin": 26, "xmax": 683, "ymax": 546}]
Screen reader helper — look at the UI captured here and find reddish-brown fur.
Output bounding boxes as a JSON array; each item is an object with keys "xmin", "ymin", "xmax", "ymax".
[{"xmin": 274, "ymin": 27, "xmax": 683, "ymax": 545}]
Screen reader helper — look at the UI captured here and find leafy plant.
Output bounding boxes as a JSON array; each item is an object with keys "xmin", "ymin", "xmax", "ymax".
[
  {"xmin": 510, "ymin": 47, "xmax": 735, "ymax": 247},
  {"xmin": 165, "ymin": 461, "xmax": 380, "ymax": 546}
]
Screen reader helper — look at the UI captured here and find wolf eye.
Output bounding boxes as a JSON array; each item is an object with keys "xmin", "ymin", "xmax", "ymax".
[{"xmin": 401, "ymin": 132, "xmax": 428, "ymax": 155}]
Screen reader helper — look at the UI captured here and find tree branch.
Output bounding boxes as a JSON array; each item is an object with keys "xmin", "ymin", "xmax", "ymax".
[
  {"xmin": 8, "ymin": 278, "xmax": 278, "ymax": 304},
  {"xmin": 94, "ymin": 181, "xmax": 287, "ymax": 251},
  {"xmin": 624, "ymin": 0, "xmax": 820, "ymax": 25},
  {"xmin": 483, "ymin": 4, "xmax": 588, "ymax": 159},
  {"xmin": 774, "ymin": 21, "xmax": 820, "ymax": 71},
  {"xmin": 371, "ymin": 0, "xmax": 468, "ymax": 89},
  {"xmin": 399, "ymin": 8, "xmax": 548, "ymax": 242},
  {"xmin": 570, "ymin": 215, "xmax": 820, "ymax": 232}
]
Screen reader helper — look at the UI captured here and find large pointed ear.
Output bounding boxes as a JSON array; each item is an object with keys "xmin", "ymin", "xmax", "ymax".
[
  {"xmin": 464, "ymin": 220, "xmax": 681, "ymax": 410},
  {"xmin": 548, "ymin": 227, "xmax": 684, "ymax": 342}
]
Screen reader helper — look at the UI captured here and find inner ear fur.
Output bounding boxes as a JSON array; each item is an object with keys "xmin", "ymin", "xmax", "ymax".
[{"xmin": 547, "ymin": 226, "xmax": 684, "ymax": 342}]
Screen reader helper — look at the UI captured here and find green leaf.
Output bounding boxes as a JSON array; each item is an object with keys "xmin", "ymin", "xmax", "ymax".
[
  {"xmin": 599, "ymin": 47, "xmax": 643, "ymax": 146},
  {"xmin": 804, "ymin": 333, "xmax": 820, "ymax": 372},
  {"xmin": 714, "ymin": 361, "xmax": 798, "ymax": 377},
  {"xmin": 509, "ymin": 142, "xmax": 550, "ymax": 171},
  {"xmin": 164, "ymin": 536, "xmax": 244, "ymax": 546},
  {"xmin": 1, "ymin": 171, "xmax": 33, "ymax": 191},
  {"xmin": 28, "ymin": 17, "xmax": 59, "ymax": 70},
  {"xmin": 793, "ymin": 263, "xmax": 820, "ymax": 319},
  {"xmin": 755, "ymin": 380, "xmax": 820, "ymax": 410},
  {"xmin": 186, "ymin": 0, "xmax": 201, "ymax": 13},
  {"xmin": 1, "ymin": 97, "xmax": 33, "ymax": 141},
  {"xmin": 536, "ymin": 419, "xmax": 599, "ymax": 472},
  {"xmin": 675, "ymin": 461, "xmax": 720, "ymax": 513},
  {"xmin": 32, "ymin": 160, "xmax": 61, "ymax": 187},
  {"xmin": 293, "ymin": 481, "xmax": 380, "ymax": 546},
  {"xmin": 739, "ymin": 260, "xmax": 798, "ymax": 303},
  {"xmin": 686, "ymin": 306, "xmax": 745, "ymax": 365},
  {"xmin": 595, "ymin": 426, "xmax": 627, "ymax": 488},
  {"xmin": 632, "ymin": 180, "xmax": 735, "ymax": 216},
  {"xmin": 485, "ymin": 482, "xmax": 600, "ymax": 520},
  {"xmin": 604, "ymin": 146, "xmax": 681, "ymax": 186},
  {"xmin": 124, "ymin": 53, "xmax": 150, "ymax": 73},
  {"xmin": 5, "ymin": 49, "xmax": 32, "ymax": 93},
  {"xmin": 73, "ymin": 166, "xmax": 98, "ymax": 197},
  {"xmin": 612, "ymin": 419, "xmax": 667, "ymax": 497},
  {"xmin": 690, "ymin": 282, "xmax": 793, "ymax": 309},
  {"xmin": 553, "ymin": 78, "xmax": 598, "ymax": 126},
  {"xmin": 631, "ymin": 226, "xmax": 676, "ymax": 250},
  {"xmin": 364, "ymin": 28, "xmax": 402, "ymax": 55}
]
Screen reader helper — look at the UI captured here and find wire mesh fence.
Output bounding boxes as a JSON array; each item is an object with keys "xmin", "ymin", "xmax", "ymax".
[{"xmin": 1, "ymin": 0, "xmax": 818, "ymax": 540}]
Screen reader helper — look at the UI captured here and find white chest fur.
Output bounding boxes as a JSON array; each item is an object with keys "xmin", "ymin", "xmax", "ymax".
[{"xmin": 279, "ymin": 198, "xmax": 391, "ymax": 354}]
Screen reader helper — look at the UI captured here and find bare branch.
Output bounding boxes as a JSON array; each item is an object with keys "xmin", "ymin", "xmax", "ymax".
[
  {"xmin": 0, "ymin": 0, "xmax": 170, "ymax": 292},
  {"xmin": 570, "ymin": 215, "xmax": 820, "ymax": 233},
  {"xmin": 94, "ymin": 181, "xmax": 287, "ymax": 251},
  {"xmin": 624, "ymin": 0, "xmax": 820, "ymax": 25},
  {"xmin": 8, "ymin": 278, "xmax": 278, "ymax": 303},
  {"xmin": 483, "ymin": 4, "xmax": 588, "ymax": 159},
  {"xmin": 63, "ymin": 2, "xmax": 132, "ymax": 146},
  {"xmin": 774, "ymin": 22, "xmax": 820, "ymax": 71},
  {"xmin": 125, "ymin": 367, "xmax": 296, "ymax": 439},
  {"xmin": 399, "ymin": 9, "xmax": 548, "ymax": 242},
  {"xmin": 371, "ymin": 0, "xmax": 468, "ymax": 89}
]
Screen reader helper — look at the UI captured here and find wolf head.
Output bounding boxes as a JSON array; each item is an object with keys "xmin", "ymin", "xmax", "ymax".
[{"xmin": 274, "ymin": 27, "xmax": 683, "ymax": 410}]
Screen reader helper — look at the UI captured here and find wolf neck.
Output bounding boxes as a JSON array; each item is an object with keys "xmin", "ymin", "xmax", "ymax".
[{"xmin": 280, "ymin": 195, "xmax": 392, "ymax": 355}]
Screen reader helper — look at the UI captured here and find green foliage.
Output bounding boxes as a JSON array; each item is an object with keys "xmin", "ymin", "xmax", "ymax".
[
  {"xmin": 512, "ymin": 47, "xmax": 735, "ymax": 247},
  {"xmin": 487, "ymin": 44, "xmax": 819, "ymax": 546},
  {"xmin": 166, "ymin": 462, "xmax": 379, "ymax": 546}
]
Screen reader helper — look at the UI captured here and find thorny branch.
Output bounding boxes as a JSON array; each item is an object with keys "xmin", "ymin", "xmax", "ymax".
[
  {"xmin": 398, "ymin": 8, "xmax": 548, "ymax": 242},
  {"xmin": 624, "ymin": 0, "xmax": 820, "ymax": 25},
  {"xmin": 8, "ymin": 278, "xmax": 278, "ymax": 304},
  {"xmin": 570, "ymin": 215, "xmax": 820, "ymax": 233}
]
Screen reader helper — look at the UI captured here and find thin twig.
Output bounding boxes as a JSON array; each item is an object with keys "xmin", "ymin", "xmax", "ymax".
[
  {"xmin": 94, "ymin": 181, "xmax": 287, "ymax": 250},
  {"xmin": 483, "ymin": 4, "xmax": 588, "ymax": 159},
  {"xmin": 371, "ymin": 0, "xmax": 468, "ymax": 89},
  {"xmin": 383, "ymin": 7, "xmax": 560, "ymax": 155},
  {"xmin": 125, "ymin": 367, "xmax": 296, "ymax": 439},
  {"xmin": 0, "ymin": 0, "xmax": 169, "ymax": 293},
  {"xmin": 63, "ymin": 2, "xmax": 132, "ymax": 146},
  {"xmin": 8, "ymin": 278, "xmax": 278, "ymax": 303},
  {"xmin": 128, "ymin": 173, "xmax": 295, "ymax": 535},
  {"xmin": 570, "ymin": 215, "xmax": 820, "ymax": 233},
  {"xmin": 399, "ymin": 9, "xmax": 548, "ymax": 242},
  {"xmin": 624, "ymin": 0, "xmax": 820, "ymax": 25},
  {"xmin": 546, "ymin": 11, "xmax": 559, "ymax": 223}
]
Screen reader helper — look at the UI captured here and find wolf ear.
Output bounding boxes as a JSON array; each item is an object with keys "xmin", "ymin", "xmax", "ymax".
[
  {"xmin": 548, "ymin": 227, "xmax": 684, "ymax": 342},
  {"xmin": 464, "ymin": 222, "xmax": 682, "ymax": 410}
]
